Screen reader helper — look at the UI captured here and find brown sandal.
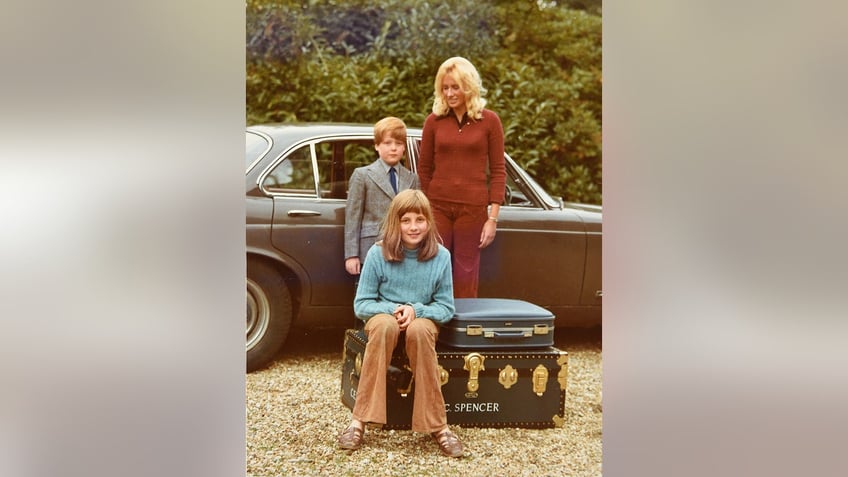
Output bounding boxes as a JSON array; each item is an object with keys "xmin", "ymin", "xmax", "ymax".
[
  {"xmin": 337, "ymin": 425, "xmax": 364, "ymax": 450},
  {"xmin": 431, "ymin": 428, "xmax": 464, "ymax": 457}
]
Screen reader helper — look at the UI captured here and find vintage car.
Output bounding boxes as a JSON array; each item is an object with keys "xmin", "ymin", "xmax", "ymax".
[{"xmin": 246, "ymin": 123, "xmax": 601, "ymax": 371}]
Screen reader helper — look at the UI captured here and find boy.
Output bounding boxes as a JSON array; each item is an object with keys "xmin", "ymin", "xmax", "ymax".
[{"xmin": 344, "ymin": 116, "xmax": 420, "ymax": 275}]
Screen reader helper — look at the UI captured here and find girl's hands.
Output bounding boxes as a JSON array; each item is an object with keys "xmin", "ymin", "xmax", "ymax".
[{"xmin": 393, "ymin": 304, "xmax": 416, "ymax": 330}]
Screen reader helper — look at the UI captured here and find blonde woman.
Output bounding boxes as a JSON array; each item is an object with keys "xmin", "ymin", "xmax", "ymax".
[{"xmin": 418, "ymin": 56, "xmax": 506, "ymax": 298}]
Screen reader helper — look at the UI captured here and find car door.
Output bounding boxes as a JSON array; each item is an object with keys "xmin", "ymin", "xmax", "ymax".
[
  {"xmin": 264, "ymin": 136, "xmax": 376, "ymax": 308},
  {"xmin": 407, "ymin": 137, "xmax": 589, "ymax": 311},
  {"xmin": 478, "ymin": 166, "xmax": 588, "ymax": 307}
]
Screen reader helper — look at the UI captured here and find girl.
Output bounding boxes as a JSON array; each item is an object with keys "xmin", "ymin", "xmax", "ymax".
[{"xmin": 337, "ymin": 189, "xmax": 464, "ymax": 458}]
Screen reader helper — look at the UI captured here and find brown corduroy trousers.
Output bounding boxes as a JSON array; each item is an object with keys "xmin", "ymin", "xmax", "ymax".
[{"xmin": 352, "ymin": 313, "xmax": 447, "ymax": 433}]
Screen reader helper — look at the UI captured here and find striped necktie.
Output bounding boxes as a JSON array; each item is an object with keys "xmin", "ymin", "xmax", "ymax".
[{"xmin": 389, "ymin": 166, "xmax": 398, "ymax": 193}]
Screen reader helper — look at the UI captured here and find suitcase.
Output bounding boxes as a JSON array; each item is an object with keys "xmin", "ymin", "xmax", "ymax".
[
  {"xmin": 437, "ymin": 298, "xmax": 556, "ymax": 349},
  {"xmin": 340, "ymin": 329, "xmax": 567, "ymax": 430}
]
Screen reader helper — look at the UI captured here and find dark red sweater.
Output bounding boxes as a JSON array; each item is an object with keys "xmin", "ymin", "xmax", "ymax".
[{"xmin": 418, "ymin": 109, "xmax": 506, "ymax": 206}]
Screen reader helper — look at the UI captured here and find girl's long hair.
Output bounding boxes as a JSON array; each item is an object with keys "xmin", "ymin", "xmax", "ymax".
[
  {"xmin": 431, "ymin": 56, "xmax": 487, "ymax": 120},
  {"xmin": 380, "ymin": 189, "xmax": 440, "ymax": 262}
]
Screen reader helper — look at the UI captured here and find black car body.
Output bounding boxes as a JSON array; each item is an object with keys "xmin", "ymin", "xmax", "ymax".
[{"xmin": 246, "ymin": 123, "xmax": 601, "ymax": 371}]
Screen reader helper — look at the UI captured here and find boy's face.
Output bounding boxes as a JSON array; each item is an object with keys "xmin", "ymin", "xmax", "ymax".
[{"xmin": 375, "ymin": 136, "xmax": 405, "ymax": 166}]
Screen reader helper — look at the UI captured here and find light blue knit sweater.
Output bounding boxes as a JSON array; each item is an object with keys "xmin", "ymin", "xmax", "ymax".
[{"xmin": 353, "ymin": 243, "xmax": 455, "ymax": 324}]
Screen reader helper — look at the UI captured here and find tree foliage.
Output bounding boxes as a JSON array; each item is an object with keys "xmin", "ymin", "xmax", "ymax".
[{"xmin": 246, "ymin": 0, "xmax": 602, "ymax": 204}]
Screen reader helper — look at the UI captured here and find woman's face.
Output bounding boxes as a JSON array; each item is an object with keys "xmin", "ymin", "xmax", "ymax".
[
  {"xmin": 399, "ymin": 211, "xmax": 429, "ymax": 249},
  {"xmin": 441, "ymin": 74, "xmax": 466, "ymax": 111}
]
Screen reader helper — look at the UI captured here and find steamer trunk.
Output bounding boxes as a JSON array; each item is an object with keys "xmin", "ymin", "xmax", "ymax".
[{"xmin": 340, "ymin": 329, "xmax": 567, "ymax": 430}]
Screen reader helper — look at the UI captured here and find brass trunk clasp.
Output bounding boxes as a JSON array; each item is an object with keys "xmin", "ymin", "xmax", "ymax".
[
  {"xmin": 498, "ymin": 364, "xmax": 518, "ymax": 389},
  {"xmin": 399, "ymin": 365, "xmax": 414, "ymax": 396},
  {"xmin": 532, "ymin": 364, "xmax": 549, "ymax": 396},
  {"xmin": 354, "ymin": 352, "xmax": 363, "ymax": 376},
  {"xmin": 438, "ymin": 365, "xmax": 449, "ymax": 386},
  {"xmin": 463, "ymin": 352, "xmax": 486, "ymax": 393},
  {"xmin": 557, "ymin": 352, "xmax": 568, "ymax": 391}
]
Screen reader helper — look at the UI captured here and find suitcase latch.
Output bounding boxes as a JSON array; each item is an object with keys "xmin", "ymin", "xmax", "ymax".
[
  {"xmin": 465, "ymin": 325, "xmax": 483, "ymax": 336},
  {"xmin": 532, "ymin": 364, "xmax": 549, "ymax": 396},
  {"xmin": 463, "ymin": 352, "xmax": 486, "ymax": 393},
  {"xmin": 533, "ymin": 324, "xmax": 550, "ymax": 335}
]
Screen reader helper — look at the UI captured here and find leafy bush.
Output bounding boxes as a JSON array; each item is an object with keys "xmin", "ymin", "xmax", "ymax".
[{"xmin": 247, "ymin": 0, "xmax": 602, "ymax": 204}]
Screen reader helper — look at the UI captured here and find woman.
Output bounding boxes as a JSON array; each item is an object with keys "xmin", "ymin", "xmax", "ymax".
[
  {"xmin": 418, "ymin": 56, "xmax": 506, "ymax": 298},
  {"xmin": 337, "ymin": 189, "xmax": 464, "ymax": 458}
]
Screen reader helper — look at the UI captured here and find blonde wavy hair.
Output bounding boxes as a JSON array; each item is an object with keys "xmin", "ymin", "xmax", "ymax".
[
  {"xmin": 379, "ymin": 189, "xmax": 440, "ymax": 262},
  {"xmin": 431, "ymin": 56, "xmax": 487, "ymax": 120}
]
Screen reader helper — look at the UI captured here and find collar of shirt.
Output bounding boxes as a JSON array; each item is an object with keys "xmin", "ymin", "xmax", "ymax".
[
  {"xmin": 377, "ymin": 159, "xmax": 395, "ymax": 174},
  {"xmin": 437, "ymin": 111, "xmax": 473, "ymax": 129}
]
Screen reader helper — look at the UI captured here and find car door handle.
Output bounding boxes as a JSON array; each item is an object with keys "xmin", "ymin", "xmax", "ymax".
[{"xmin": 287, "ymin": 210, "xmax": 322, "ymax": 217}]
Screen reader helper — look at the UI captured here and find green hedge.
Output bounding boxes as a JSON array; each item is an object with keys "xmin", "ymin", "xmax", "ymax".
[{"xmin": 247, "ymin": 0, "xmax": 602, "ymax": 205}]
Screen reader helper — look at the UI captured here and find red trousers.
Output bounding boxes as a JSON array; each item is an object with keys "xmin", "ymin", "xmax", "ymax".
[
  {"xmin": 431, "ymin": 200, "xmax": 488, "ymax": 298},
  {"xmin": 352, "ymin": 314, "xmax": 447, "ymax": 433}
]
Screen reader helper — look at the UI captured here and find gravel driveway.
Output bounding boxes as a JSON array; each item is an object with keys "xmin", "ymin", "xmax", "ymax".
[{"xmin": 246, "ymin": 326, "xmax": 602, "ymax": 476}]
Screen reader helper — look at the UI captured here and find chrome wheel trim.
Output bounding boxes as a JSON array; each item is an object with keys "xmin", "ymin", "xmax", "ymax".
[{"xmin": 246, "ymin": 278, "xmax": 270, "ymax": 351}]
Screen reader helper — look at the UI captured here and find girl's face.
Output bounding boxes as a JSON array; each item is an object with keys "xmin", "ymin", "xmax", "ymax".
[
  {"xmin": 399, "ymin": 211, "xmax": 429, "ymax": 249},
  {"xmin": 441, "ymin": 74, "xmax": 466, "ymax": 112}
]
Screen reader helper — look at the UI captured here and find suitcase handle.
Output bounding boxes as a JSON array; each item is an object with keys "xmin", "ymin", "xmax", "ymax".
[{"xmin": 488, "ymin": 330, "xmax": 530, "ymax": 340}]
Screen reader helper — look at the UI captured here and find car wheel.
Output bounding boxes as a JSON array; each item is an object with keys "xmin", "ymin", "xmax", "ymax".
[{"xmin": 246, "ymin": 258, "xmax": 293, "ymax": 372}]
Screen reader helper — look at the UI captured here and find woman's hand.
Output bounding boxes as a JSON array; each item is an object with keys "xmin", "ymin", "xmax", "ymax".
[
  {"xmin": 479, "ymin": 219, "xmax": 497, "ymax": 248},
  {"xmin": 393, "ymin": 304, "xmax": 417, "ymax": 330}
]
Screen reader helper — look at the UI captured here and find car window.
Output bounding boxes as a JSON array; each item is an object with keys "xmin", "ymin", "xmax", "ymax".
[
  {"xmin": 314, "ymin": 142, "xmax": 335, "ymax": 197},
  {"xmin": 314, "ymin": 139, "xmax": 375, "ymax": 200},
  {"xmin": 504, "ymin": 171, "xmax": 538, "ymax": 207},
  {"xmin": 246, "ymin": 131, "xmax": 270, "ymax": 172},
  {"xmin": 262, "ymin": 144, "xmax": 316, "ymax": 196},
  {"xmin": 344, "ymin": 142, "xmax": 377, "ymax": 177}
]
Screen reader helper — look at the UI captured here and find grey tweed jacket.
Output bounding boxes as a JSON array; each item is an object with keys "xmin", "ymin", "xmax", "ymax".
[{"xmin": 344, "ymin": 159, "xmax": 420, "ymax": 261}]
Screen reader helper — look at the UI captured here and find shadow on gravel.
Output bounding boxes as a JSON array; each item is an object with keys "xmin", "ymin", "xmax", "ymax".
[
  {"xmin": 278, "ymin": 327, "xmax": 349, "ymax": 358},
  {"xmin": 276, "ymin": 325, "xmax": 601, "ymax": 360},
  {"xmin": 555, "ymin": 325, "xmax": 602, "ymax": 350}
]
